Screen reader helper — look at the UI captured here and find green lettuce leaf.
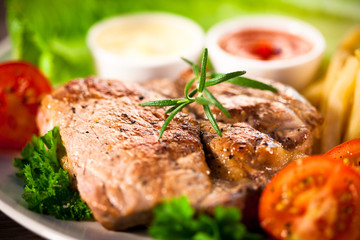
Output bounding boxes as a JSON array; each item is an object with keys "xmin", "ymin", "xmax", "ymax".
[{"xmin": 5, "ymin": 0, "xmax": 359, "ymax": 85}]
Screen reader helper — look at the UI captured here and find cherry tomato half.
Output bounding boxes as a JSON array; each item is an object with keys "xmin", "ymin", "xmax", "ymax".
[
  {"xmin": 0, "ymin": 61, "xmax": 52, "ymax": 149},
  {"xmin": 259, "ymin": 155, "xmax": 360, "ymax": 240},
  {"xmin": 325, "ymin": 138, "xmax": 360, "ymax": 172}
]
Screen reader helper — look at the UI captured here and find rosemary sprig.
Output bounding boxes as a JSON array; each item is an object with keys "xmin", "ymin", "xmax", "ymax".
[{"xmin": 141, "ymin": 48, "xmax": 278, "ymax": 139}]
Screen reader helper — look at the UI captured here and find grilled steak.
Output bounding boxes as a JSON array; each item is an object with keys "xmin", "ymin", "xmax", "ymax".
[
  {"xmin": 36, "ymin": 77, "xmax": 212, "ymax": 230},
  {"xmin": 37, "ymin": 72, "xmax": 322, "ymax": 231}
]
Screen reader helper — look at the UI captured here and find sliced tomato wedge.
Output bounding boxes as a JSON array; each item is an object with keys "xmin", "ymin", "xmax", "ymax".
[
  {"xmin": 259, "ymin": 155, "xmax": 360, "ymax": 240},
  {"xmin": 325, "ymin": 138, "xmax": 360, "ymax": 171},
  {"xmin": 0, "ymin": 61, "xmax": 52, "ymax": 149}
]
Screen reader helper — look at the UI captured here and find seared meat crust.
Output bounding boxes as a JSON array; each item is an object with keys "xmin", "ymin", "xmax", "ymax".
[{"xmin": 200, "ymin": 121, "xmax": 296, "ymax": 182}]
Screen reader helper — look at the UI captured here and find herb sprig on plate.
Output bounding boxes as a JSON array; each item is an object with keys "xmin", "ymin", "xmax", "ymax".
[
  {"xmin": 141, "ymin": 48, "xmax": 277, "ymax": 139},
  {"xmin": 148, "ymin": 196, "xmax": 263, "ymax": 240},
  {"xmin": 13, "ymin": 127, "xmax": 92, "ymax": 220}
]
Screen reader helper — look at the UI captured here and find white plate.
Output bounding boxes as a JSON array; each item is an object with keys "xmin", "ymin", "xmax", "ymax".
[{"xmin": 0, "ymin": 39, "xmax": 151, "ymax": 240}]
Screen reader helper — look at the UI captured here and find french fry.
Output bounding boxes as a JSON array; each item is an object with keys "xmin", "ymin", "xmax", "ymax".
[
  {"xmin": 340, "ymin": 28, "xmax": 360, "ymax": 53},
  {"xmin": 321, "ymin": 55, "xmax": 358, "ymax": 152},
  {"xmin": 302, "ymin": 79, "xmax": 324, "ymax": 108},
  {"xmin": 321, "ymin": 49, "xmax": 350, "ymax": 113},
  {"xmin": 304, "ymin": 29, "xmax": 360, "ymax": 108},
  {"xmin": 345, "ymin": 50, "xmax": 360, "ymax": 141},
  {"xmin": 321, "ymin": 28, "xmax": 360, "ymax": 114}
]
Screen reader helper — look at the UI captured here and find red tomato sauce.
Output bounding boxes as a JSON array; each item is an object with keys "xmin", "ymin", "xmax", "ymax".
[{"xmin": 218, "ymin": 29, "xmax": 312, "ymax": 60}]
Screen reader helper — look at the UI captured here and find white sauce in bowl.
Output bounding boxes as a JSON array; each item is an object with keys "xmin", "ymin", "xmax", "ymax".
[{"xmin": 96, "ymin": 20, "xmax": 195, "ymax": 59}]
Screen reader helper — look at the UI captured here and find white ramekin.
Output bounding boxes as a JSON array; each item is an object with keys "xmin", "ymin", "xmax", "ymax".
[
  {"xmin": 206, "ymin": 15, "xmax": 326, "ymax": 90},
  {"xmin": 87, "ymin": 12, "xmax": 205, "ymax": 82}
]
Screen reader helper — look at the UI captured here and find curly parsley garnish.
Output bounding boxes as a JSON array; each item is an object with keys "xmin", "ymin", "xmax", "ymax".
[
  {"xmin": 141, "ymin": 48, "xmax": 277, "ymax": 139},
  {"xmin": 148, "ymin": 196, "xmax": 263, "ymax": 240},
  {"xmin": 13, "ymin": 127, "xmax": 91, "ymax": 220}
]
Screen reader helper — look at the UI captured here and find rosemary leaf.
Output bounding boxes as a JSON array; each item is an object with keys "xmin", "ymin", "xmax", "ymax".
[
  {"xmin": 165, "ymin": 104, "xmax": 179, "ymax": 114},
  {"xmin": 195, "ymin": 96, "xmax": 213, "ymax": 106},
  {"xmin": 203, "ymin": 104, "xmax": 222, "ymax": 137},
  {"xmin": 177, "ymin": 98, "xmax": 191, "ymax": 104},
  {"xmin": 198, "ymin": 48, "xmax": 208, "ymax": 93},
  {"xmin": 159, "ymin": 102, "xmax": 190, "ymax": 139},
  {"xmin": 204, "ymin": 88, "xmax": 230, "ymax": 118},
  {"xmin": 141, "ymin": 99, "xmax": 181, "ymax": 107},
  {"xmin": 205, "ymin": 71, "xmax": 246, "ymax": 87},
  {"xmin": 184, "ymin": 77, "xmax": 196, "ymax": 99},
  {"xmin": 228, "ymin": 77, "xmax": 278, "ymax": 93},
  {"xmin": 181, "ymin": 57, "xmax": 200, "ymax": 78},
  {"xmin": 189, "ymin": 88, "xmax": 198, "ymax": 98},
  {"xmin": 165, "ymin": 98, "xmax": 195, "ymax": 114}
]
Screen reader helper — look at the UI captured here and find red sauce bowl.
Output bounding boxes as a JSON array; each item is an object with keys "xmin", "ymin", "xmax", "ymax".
[{"xmin": 206, "ymin": 15, "xmax": 326, "ymax": 90}]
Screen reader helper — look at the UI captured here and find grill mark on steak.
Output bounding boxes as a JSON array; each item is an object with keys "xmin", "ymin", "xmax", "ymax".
[{"xmin": 37, "ymin": 77, "xmax": 212, "ymax": 230}]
